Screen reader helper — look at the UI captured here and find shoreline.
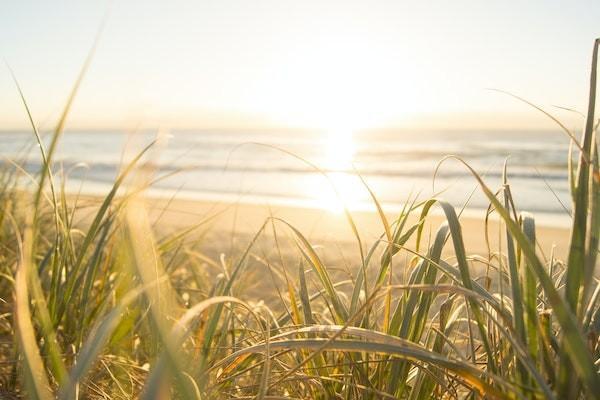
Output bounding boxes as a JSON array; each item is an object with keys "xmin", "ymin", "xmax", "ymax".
[
  {"xmin": 69, "ymin": 180, "xmax": 573, "ymax": 228},
  {"xmin": 74, "ymin": 191, "xmax": 572, "ymax": 260}
]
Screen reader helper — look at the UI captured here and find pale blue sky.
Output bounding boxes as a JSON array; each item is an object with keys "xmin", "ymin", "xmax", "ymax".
[{"xmin": 1, "ymin": 0, "xmax": 599, "ymax": 130}]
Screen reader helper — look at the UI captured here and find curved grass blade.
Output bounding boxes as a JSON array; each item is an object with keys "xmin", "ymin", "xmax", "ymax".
[
  {"xmin": 215, "ymin": 337, "xmax": 512, "ymax": 399},
  {"xmin": 438, "ymin": 155, "xmax": 600, "ymax": 398}
]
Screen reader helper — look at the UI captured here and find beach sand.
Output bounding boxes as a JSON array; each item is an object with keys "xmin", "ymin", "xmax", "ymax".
[
  {"xmin": 67, "ymin": 193, "xmax": 574, "ymax": 311},
  {"xmin": 134, "ymin": 196, "xmax": 571, "ymax": 256}
]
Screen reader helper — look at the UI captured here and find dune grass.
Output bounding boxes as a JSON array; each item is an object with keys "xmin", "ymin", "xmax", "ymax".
[{"xmin": 0, "ymin": 39, "xmax": 599, "ymax": 399}]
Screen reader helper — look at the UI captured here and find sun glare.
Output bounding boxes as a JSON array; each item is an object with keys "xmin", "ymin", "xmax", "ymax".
[
  {"xmin": 314, "ymin": 171, "xmax": 365, "ymax": 214},
  {"xmin": 323, "ymin": 128, "xmax": 355, "ymax": 171},
  {"xmin": 251, "ymin": 34, "xmax": 413, "ymax": 215},
  {"xmin": 258, "ymin": 34, "xmax": 416, "ymax": 132},
  {"xmin": 308, "ymin": 129, "xmax": 366, "ymax": 214}
]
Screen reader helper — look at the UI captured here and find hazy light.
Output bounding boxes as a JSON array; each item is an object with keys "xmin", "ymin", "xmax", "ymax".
[
  {"xmin": 323, "ymin": 128, "xmax": 355, "ymax": 171},
  {"xmin": 309, "ymin": 129, "xmax": 365, "ymax": 213},
  {"xmin": 255, "ymin": 35, "xmax": 418, "ymax": 131},
  {"xmin": 1, "ymin": 2, "xmax": 598, "ymax": 129}
]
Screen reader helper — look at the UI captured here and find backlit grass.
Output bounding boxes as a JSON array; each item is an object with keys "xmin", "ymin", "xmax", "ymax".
[{"xmin": 0, "ymin": 39, "xmax": 599, "ymax": 399}]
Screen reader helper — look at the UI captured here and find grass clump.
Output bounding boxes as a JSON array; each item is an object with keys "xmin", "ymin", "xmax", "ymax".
[{"xmin": 0, "ymin": 39, "xmax": 599, "ymax": 399}]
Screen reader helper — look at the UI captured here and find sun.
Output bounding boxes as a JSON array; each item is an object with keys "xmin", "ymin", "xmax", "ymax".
[
  {"xmin": 247, "ymin": 34, "xmax": 415, "ymax": 213},
  {"xmin": 254, "ymin": 32, "xmax": 417, "ymax": 132}
]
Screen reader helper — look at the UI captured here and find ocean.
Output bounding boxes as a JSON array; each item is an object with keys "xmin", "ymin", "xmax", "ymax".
[{"xmin": 0, "ymin": 128, "xmax": 573, "ymax": 227}]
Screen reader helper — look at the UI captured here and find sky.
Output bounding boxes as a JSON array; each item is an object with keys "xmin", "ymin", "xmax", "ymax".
[{"xmin": 1, "ymin": 0, "xmax": 600, "ymax": 131}]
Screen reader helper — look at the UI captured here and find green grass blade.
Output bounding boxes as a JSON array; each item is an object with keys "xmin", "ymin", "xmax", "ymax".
[{"xmin": 441, "ymin": 155, "xmax": 600, "ymax": 398}]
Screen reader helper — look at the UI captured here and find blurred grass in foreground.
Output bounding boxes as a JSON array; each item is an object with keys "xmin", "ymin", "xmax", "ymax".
[{"xmin": 0, "ymin": 39, "xmax": 599, "ymax": 399}]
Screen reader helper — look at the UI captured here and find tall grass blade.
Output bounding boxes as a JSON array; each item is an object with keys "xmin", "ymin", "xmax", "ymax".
[{"xmin": 14, "ymin": 223, "xmax": 53, "ymax": 400}]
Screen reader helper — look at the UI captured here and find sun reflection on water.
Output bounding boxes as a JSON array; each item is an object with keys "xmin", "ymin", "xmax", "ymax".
[
  {"xmin": 323, "ymin": 129, "xmax": 355, "ymax": 171},
  {"xmin": 311, "ymin": 129, "xmax": 366, "ymax": 213}
]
